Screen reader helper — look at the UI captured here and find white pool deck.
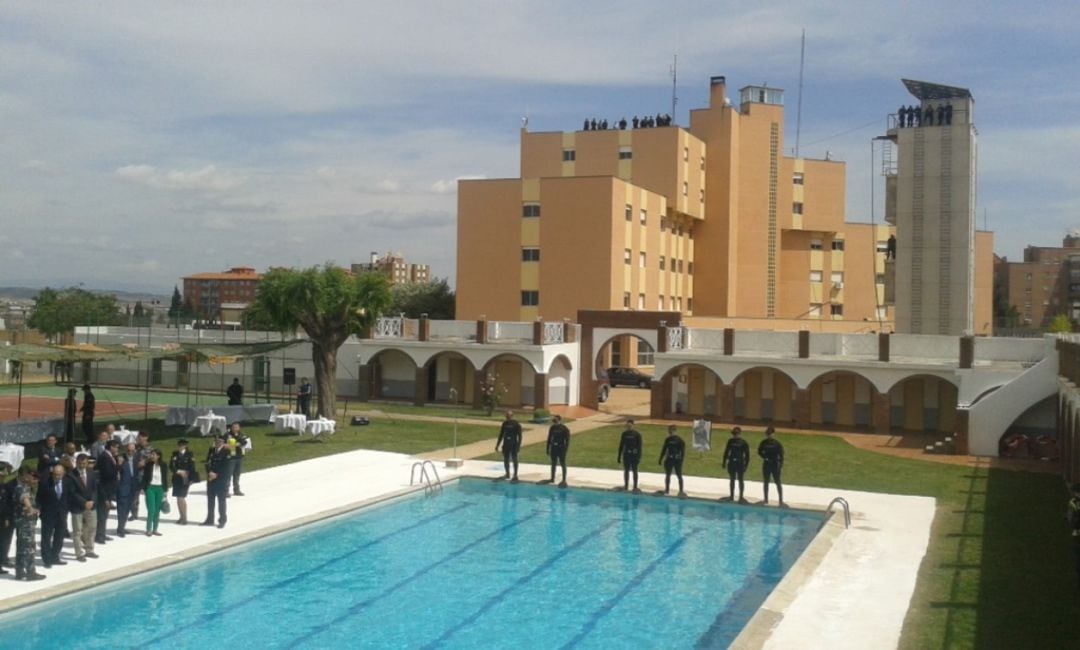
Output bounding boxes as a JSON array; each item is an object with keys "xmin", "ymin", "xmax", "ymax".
[{"xmin": 0, "ymin": 450, "xmax": 935, "ymax": 649}]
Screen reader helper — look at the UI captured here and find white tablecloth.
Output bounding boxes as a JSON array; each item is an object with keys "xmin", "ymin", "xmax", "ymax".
[
  {"xmin": 193, "ymin": 414, "xmax": 228, "ymax": 437},
  {"xmin": 165, "ymin": 404, "xmax": 277, "ymax": 427},
  {"xmin": 274, "ymin": 413, "xmax": 307, "ymax": 433},
  {"xmin": 305, "ymin": 418, "xmax": 336, "ymax": 437},
  {"xmin": 0, "ymin": 443, "xmax": 24, "ymax": 469}
]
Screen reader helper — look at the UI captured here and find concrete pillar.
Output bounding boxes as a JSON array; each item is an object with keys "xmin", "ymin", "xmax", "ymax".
[
  {"xmin": 718, "ymin": 384, "xmax": 736, "ymax": 423},
  {"xmin": 473, "ymin": 369, "xmax": 486, "ymax": 410},
  {"xmin": 413, "ymin": 367, "xmax": 428, "ymax": 406},
  {"xmin": 533, "ymin": 321, "xmax": 544, "ymax": 345},
  {"xmin": 953, "ymin": 408, "xmax": 970, "ymax": 455},
  {"xmin": 798, "ymin": 330, "xmax": 810, "ymax": 359},
  {"xmin": 534, "ymin": 372, "xmax": 548, "ymax": 409},
  {"xmin": 650, "ymin": 378, "xmax": 667, "ymax": 419},
  {"xmin": 657, "ymin": 326, "xmax": 668, "ymax": 353},
  {"xmin": 794, "ymin": 388, "xmax": 811, "ymax": 429},
  {"xmin": 723, "ymin": 328, "xmax": 734, "ymax": 356},
  {"xmin": 878, "ymin": 332, "xmax": 890, "ymax": 362},
  {"xmin": 476, "ymin": 319, "xmax": 488, "ymax": 344},
  {"xmin": 872, "ymin": 391, "xmax": 891, "ymax": 434},
  {"xmin": 563, "ymin": 321, "xmax": 576, "ymax": 343},
  {"xmin": 357, "ymin": 364, "xmax": 372, "ymax": 402},
  {"xmin": 580, "ymin": 325, "xmax": 598, "ymax": 411},
  {"xmin": 959, "ymin": 335, "xmax": 976, "ymax": 369},
  {"xmin": 418, "ymin": 316, "xmax": 430, "ymax": 342}
]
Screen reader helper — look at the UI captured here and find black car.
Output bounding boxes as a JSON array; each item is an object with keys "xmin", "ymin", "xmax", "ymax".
[{"xmin": 606, "ymin": 366, "xmax": 653, "ymax": 388}]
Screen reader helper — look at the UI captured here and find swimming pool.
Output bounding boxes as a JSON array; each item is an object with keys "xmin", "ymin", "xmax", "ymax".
[{"xmin": 0, "ymin": 478, "xmax": 822, "ymax": 648}]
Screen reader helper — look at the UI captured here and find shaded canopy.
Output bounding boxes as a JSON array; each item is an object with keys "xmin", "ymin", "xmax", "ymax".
[{"xmin": 1, "ymin": 340, "xmax": 302, "ymax": 364}]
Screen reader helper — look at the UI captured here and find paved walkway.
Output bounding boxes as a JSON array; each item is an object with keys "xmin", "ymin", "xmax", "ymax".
[{"xmin": 419, "ymin": 412, "xmax": 625, "ymax": 461}]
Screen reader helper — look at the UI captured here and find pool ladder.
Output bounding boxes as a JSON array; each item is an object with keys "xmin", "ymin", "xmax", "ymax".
[
  {"xmin": 410, "ymin": 460, "xmax": 443, "ymax": 495},
  {"xmin": 826, "ymin": 497, "xmax": 851, "ymax": 528}
]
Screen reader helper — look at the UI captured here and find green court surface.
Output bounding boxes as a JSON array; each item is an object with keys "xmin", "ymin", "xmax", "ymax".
[{"xmin": 0, "ymin": 384, "xmax": 284, "ymax": 409}]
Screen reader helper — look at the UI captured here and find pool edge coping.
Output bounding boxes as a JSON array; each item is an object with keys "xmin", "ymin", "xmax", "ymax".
[{"xmin": 0, "ymin": 480, "xmax": 442, "ymax": 616}]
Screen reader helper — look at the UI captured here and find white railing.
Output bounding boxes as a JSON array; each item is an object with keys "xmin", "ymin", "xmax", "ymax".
[
  {"xmin": 974, "ymin": 336, "xmax": 1052, "ymax": 363},
  {"xmin": 734, "ymin": 330, "xmax": 799, "ymax": 356},
  {"xmin": 543, "ymin": 322, "xmax": 565, "ymax": 344},
  {"xmin": 666, "ymin": 327, "xmax": 684, "ymax": 350},
  {"xmin": 489, "ymin": 321, "xmax": 533, "ymax": 343},
  {"xmin": 373, "ymin": 317, "xmax": 403, "ymax": 339},
  {"xmin": 809, "ymin": 332, "xmax": 878, "ymax": 358},
  {"xmin": 429, "ymin": 320, "xmax": 477, "ymax": 340}
]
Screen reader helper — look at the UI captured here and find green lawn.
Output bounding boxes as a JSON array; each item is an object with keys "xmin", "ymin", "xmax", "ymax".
[{"xmin": 481, "ymin": 424, "xmax": 1080, "ymax": 650}]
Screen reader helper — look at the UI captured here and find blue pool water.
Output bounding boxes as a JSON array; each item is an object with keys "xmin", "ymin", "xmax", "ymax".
[{"xmin": 0, "ymin": 479, "xmax": 822, "ymax": 648}]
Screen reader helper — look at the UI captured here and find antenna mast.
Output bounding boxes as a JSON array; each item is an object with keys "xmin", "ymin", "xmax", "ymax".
[
  {"xmin": 794, "ymin": 29, "xmax": 805, "ymax": 158},
  {"xmin": 670, "ymin": 54, "xmax": 678, "ymax": 122}
]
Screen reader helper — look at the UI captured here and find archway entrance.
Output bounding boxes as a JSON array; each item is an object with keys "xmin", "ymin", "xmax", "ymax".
[
  {"xmin": 660, "ymin": 364, "xmax": 723, "ymax": 418},
  {"xmin": 806, "ymin": 370, "xmax": 876, "ymax": 429},
  {"xmin": 595, "ymin": 332, "xmax": 654, "ymax": 416},
  {"xmin": 732, "ymin": 367, "xmax": 797, "ymax": 424},
  {"xmin": 887, "ymin": 375, "xmax": 958, "ymax": 432},
  {"xmin": 422, "ymin": 351, "xmax": 477, "ymax": 405},
  {"xmin": 368, "ymin": 349, "xmax": 417, "ymax": 401}
]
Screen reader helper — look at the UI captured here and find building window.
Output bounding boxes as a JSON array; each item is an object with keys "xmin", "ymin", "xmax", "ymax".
[
  {"xmin": 683, "ymin": 147, "xmax": 689, "ymax": 161},
  {"xmin": 793, "ymin": 172, "xmax": 804, "ymax": 185},
  {"xmin": 830, "ymin": 304, "xmax": 844, "ymax": 316},
  {"xmin": 793, "ymin": 202, "xmax": 804, "ymax": 215},
  {"xmin": 809, "ymin": 303, "xmax": 822, "ymax": 318},
  {"xmin": 562, "ymin": 149, "xmax": 576, "ymax": 162},
  {"xmin": 522, "ymin": 248, "xmax": 540, "ymax": 262},
  {"xmin": 637, "ymin": 342, "xmax": 655, "ymax": 366},
  {"xmin": 832, "ymin": 239, "xmax": 845, "ymax": 251},
  {"xmin": 810, "ymin": 238, "xmax": 823, "ymax": 251},
  {"xmin": 687, "ymin": 262, "xmax": 694, "ymax": 275},
  {"xmin": 639, "ymin": 252, "xmax": 647, "ymax": 268},
  {"xmin": 625, "ymin": 204, "xmax": 633, "ymax": 221},
  {"xmin": 521, "ymin": 291, "xmax": 539, "ymax": 306},
  {"xmin": 619, "ymin": 146, "xmax": 632, "ymax": 160},
  {"xmin": 700, "ymin": 156, "xmax": 705, "ymax": 171},
  {"xmin": 677, "ymin": 260, "xmax": 684, "ymax": 273},
  {"xmin": 639, "ymin": 209, "xmax": 647, "ymax": 224},
  {"xmin": 682, "ymin": 182, "xmax": 688, "ymax": 196},
  {"xmin": 658, "ymin": 296, "xmax": 665, "ymax": 310},
  {"xmin": 876, "ymin": 273, "xmax": 886, "ymax": 284},
  {"xmin": 637, "ymin": 294, "xmax": 645, "ymax": 310},
  {"xmin": 522, "ymin": 203, "xmax": 540, "ymax": 218},
  {"xmin": 1024, "ymin": 272, "xmax": 1033, "ymax": 281},
  {"xmin": 875, "ymin": 307, "xmax": 887, "ymax": 320},
  {"xmin": 624, "ymin": 249, "xmax": 632, "ymax": 264},
  {"xmin": 831, "ymin": 271, "xmax": 844, "ymax": 285},
  {"xmin": 659, "ymin": 256, "xmax": 665, "ymax": 271},
  {"xmin": 810, "ymin": 270, "xmax": 823, "ymax": 283},
  {"xmin": 687, "ymin": 297, "xmax": 693, "ymax": 312},
  {"xmin": 623, "ymin": 292, "xmax": 631, "ymax": 308},
  {"xmin": 876, "ymin": 241, "xmax": 889, "ymax": 253},
  {"xmin": 699, "ymin": 189, "xmax": 705, "ymax": 203}
]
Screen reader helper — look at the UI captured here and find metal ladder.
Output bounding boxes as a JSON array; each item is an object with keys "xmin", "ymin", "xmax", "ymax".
[
  {"xmin": 410, "ymin": 460, "xmax": 443, "ymax": 495},
  {"xmin": 826, "ymin": 497, "xmax": 851, "ymax": 529}
]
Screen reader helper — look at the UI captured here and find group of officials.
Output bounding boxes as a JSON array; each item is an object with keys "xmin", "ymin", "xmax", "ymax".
[
  {"xmin": 495, "ymin": 411, "xmax": 786, "ymax": 506},
  {"xmin": 0, "ymin": 424, "xmax": 248, "ymax": 582}
]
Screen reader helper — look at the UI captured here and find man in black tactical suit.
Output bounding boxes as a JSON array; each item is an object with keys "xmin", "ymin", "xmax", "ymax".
[
  {"xmin": 658, "ymin": 425, "xmax": 686, "ymax": 497},
  {"xmin": 617, "ymin": 419, "xmax": 643, "ymax": 493},
  {"xmin": 544, "ymin": 414, "xmax": 570, "ymax": 487},
  {"xmin": 722, "ymin": 426, "xmax": 750, "ymax": 503},
  {"xmin": 495, "ymin": 410, "xmax": 522, "ymax": 482},
  {"xmin": 758, "ymin": 425, "xmax": 786, "ymax": 507}
]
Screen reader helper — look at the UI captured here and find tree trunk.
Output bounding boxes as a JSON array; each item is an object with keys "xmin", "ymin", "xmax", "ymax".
[{"xmin": 311, "ymin": 338, "xmax": 339, "ymax": 418}]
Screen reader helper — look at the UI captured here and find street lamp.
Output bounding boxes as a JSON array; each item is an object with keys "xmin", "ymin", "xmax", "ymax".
[{"xmin": 445, "ymin": 387, "xmax": 463, "ymax": 469}]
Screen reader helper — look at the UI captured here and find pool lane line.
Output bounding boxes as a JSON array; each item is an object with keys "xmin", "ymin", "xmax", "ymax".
[
  {"xmin": 285, "ymin": 509, "xmax": 544, "ymax": 649},
  {"xmin": 135, "ymin": 501, "xmax": 476, "ymax": 648},
  {"xmin": 559, "ymin": 527, "xmax": 705, "ymax": 650},
  {"xmin": 694, "ymin": 530, "xmax": 808, "ymax": 649},
  {"xmin": 422, "ymin": 518, "xmax": 622, "ymax": 649}
]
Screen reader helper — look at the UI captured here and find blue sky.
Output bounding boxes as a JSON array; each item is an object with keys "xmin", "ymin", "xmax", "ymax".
[{"xmin": 2, "ymin": 1, "xmax": 1078, "ymax": 292}]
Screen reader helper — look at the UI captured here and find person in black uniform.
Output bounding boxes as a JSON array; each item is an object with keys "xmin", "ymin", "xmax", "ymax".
[
  {"xmin": 297, "ymin": 377, "xmax": 313, "ymax": 418},
  {"xmin": 545, "ymin": 414, "xmax": 570, "ymax": 487},
  {"xmin": 203, "ymin": 435, "xmax": 231, "ymax": 528},
  {"xmin": 63, "ymin": 388, "xmax": 77, "ymax": 445},
  {"xmin": 80, "ymin": 384, "xmax": 96, "ymax": 444},
  {"xmin": 0, "ymin": 463, "xmax": 15, "ymax": 574},
  {"xmin": 722, "ymin": 426, "xmax": 750, "ymax": 503},
  {"xmin": 658, "ymin": 425, "xmax": 686, "ymax": 497},
  {"xmin": 169, "ymin": 438, "xmax": 196, "ymax": 525},
  {"xmin": 495, "ymin": 410, "xmax": 523, "ymax": 482},
  {"xmin": 226, "ymin": 378, "xmax": 244, "ymax": 406},
  {"xmin": 617, "ymin": 419, "xmax": 643, "ymax": 493},
  {"xmin": 758, "ymin": 425, "xmax": 786, "ymax": 506}
]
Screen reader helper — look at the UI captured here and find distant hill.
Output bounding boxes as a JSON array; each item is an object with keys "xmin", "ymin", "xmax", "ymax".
[{"xmin": 0, "ymin": 286, "xmax": 170, "ymax": 303}]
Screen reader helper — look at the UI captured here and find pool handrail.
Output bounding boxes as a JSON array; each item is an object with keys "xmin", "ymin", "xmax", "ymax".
[{"xmin": 826, "ymin": 496, "xmax": 851, "ymax": 528}]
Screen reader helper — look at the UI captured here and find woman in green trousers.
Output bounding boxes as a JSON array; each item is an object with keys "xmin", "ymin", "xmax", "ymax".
[{"xmin": 140, "ymin": 449, "xmax": 168, "ymax": 536}]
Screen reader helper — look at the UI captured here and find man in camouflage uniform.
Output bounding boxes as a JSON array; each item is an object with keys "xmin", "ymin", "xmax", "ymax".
[{"xmin": 14, "ymin": 466, "xmax": 45, "ymax": 581}]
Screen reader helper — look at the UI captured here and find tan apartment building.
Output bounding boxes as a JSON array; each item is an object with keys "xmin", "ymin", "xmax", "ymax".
[
  {"xmin": 997, "ymin": 234, "xmax": 1080, "ymax": 328},
  {"xmin": 457, "ymin": 75, "xmax": 992, "ymax": 337},
  {"xmin": 352, "ymin": 251, "xmax": 430, "ymax": 285}
]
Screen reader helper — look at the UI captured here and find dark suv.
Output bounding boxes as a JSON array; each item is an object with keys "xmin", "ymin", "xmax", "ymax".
[{"xmin": 606, "ymin": 366, "xmax": 653, "ymax": 388}]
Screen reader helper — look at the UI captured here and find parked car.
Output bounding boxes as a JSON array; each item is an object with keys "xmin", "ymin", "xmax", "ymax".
[{"xmin": 606, "ymin": 366, "xmax": 653, "ymax": 388}]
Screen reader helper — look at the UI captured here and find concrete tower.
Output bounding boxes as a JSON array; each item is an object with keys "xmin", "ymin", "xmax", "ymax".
[{"xmin": 885, "ymin": 79, "xmax": 977, "ymax": 335}]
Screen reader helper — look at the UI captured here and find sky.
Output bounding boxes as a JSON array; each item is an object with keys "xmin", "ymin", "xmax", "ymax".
[{"xmin": 2, "ymin": 1, "xmax": 1079, "ymax": 293}]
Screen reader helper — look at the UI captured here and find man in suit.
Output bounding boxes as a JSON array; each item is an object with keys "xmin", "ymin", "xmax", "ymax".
[
  {"xmin": 37, "ymin": 434, "xmax": 61, "ymax": 476},
  {"xmin": 115, "ymin": 443, "xmax": 140, "ymax": 537},
  {"xmin": 37, "ymin": 464, "xmax": 73, "ymax": 567},
  {"xmin": 95, "ymin": 440, "xmax": 119, "ymax": 544},
  {"xmin": 297, "ymin": 377, "xmax": 313, "ymax": 417},
  {"xmin": 226, "ymin": 378, "xmax": 244, "ymax": 406},
  {"xmin": 203, "ymin": 435, "xmax": 231, "ymax": 528},
  {"xmin": 69, "ymin": 454, "xmax": 98, "ymax": 561}
]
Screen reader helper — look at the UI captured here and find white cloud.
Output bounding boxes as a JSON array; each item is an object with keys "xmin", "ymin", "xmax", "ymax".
[{"xmin": 114, "ymin": 164, "xmax": 244, "ymax": 191}]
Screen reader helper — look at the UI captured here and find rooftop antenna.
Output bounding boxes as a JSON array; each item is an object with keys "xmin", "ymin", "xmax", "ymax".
[
  {"xmin": 669, "ymin": 54, "xmax": 678, "ymax": 122},
  {"xmin": 794, "ymin": 29, "xmax": 806, "ymax": 158}
]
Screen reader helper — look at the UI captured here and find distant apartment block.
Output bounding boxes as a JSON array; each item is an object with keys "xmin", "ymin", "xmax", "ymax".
[
  {"xmin": 182, "ymin": 266, "xmax": 261, "ymax": 321},
  {"xmin": 997, "ymin": 234, "xmax": 1080, "ymax": 328},
  {"xmin": 352, "ymin": 252, "xmax": 431, "ymax": 285}
]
